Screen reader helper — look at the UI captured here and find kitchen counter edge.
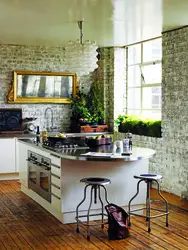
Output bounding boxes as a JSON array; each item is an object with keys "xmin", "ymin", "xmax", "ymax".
[{"xmin": 18, "ymin": 139, "xmax": 156, "ymax": 162}]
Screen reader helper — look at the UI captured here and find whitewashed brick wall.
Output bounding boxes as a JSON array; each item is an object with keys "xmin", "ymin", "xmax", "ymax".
[
  {"xmin": 0, "ymin": 44, "xmax": 92, "ymax": 131},
  {"xmin": 161, "ymin": 27, "xmax": 188, "ymax": 196},
  {"xmin": 114, "ymin": 27, "xmax": 188, "ymax": 196}
]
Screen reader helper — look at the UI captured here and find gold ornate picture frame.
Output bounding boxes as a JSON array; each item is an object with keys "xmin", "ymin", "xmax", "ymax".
[{"xmin": 8, "ymin": 71, "xmax": 77, "ymax": 104}]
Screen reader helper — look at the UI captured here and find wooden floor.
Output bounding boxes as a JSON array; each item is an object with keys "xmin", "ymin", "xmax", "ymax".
[{"xmin": 0, "ymin": 181, "xmax": 187, "ymax": 250}]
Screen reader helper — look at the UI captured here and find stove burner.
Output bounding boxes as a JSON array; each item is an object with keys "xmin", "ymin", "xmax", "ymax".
[{"xmin": 43, "ymin": 137, "xmax": 89, "ymax": 150}]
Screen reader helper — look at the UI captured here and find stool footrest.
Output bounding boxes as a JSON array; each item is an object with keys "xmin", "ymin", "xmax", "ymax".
[
  {"xmin": 76, "ymin": 213, "xmax": 108, "ymax": 227},
  {"xmin": 129, "ymin": 212, "xmax": 169, "ymax": 218},
  {"xmin": 76, "ymin": 219, "xmax": 108, "ymax": 227},
  {"xmin": 76, "ymin": 213, "xmax": 108, "ymax": 219},
  {"xmin": 130, "ymin": 207, "xmax": 169, "ymax": 213}
]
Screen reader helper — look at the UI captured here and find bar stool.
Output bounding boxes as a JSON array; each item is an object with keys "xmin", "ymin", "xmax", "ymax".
[
  {"xmin": 128, "ymin": 174, "xmax": 169, "ymax": 232},
  {"xmin": 75, "ymin": 177, "xmax": 111, "ymax": 240}
]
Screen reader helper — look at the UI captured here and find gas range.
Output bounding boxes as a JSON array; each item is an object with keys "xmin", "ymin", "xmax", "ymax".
[{"xmin": 42, "ymin": 137, "xmax": 89, "ymax": 151}]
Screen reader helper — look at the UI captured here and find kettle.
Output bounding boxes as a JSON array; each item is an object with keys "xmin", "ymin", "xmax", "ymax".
[{"xmin": 22, "ymin": 117, "xmax": 37, "ymax": 133}]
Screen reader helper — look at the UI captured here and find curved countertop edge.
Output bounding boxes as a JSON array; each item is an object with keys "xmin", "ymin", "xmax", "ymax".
[{"xmin": 18, "ymin": 139, "xmax": 156, "ymax": 162}]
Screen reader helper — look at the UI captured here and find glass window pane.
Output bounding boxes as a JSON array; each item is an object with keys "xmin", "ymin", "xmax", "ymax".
[
  {"xmin": 142, "ymin": 110, "xmax": 161, "ymax": 120},
  {"xmin": 128, "ymin": 65, "xmax": 141, "ymax": 87},
  {"xmin": 128, "ymin": 110, "xmax": 141, "ymax": 116},
  {"xmin": 128, "ymin": 88, "xmax": 141, "ymax": 109},
  {"xmin": 128, "ymin": 44, "xmax": 141, "ymax": 65},
  {"xmin": 142, "ymin": 87, "xmax": 161, "ymax": 109},
  {"xmin": 143, "ymin": 38, "xmax": 162, "ymax": 62},
  {"xmin": 141, "ymin": 63, "xmax": 161, "ymax": 84}
]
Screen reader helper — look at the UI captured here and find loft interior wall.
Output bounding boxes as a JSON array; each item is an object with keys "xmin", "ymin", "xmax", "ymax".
[
  {"xmin": 113, "ymin": 26, "xmax": 188, "ymax": 197},
  {"xmin": 0, "ymin": 44, "xmax": 98, "ymax": 131}
]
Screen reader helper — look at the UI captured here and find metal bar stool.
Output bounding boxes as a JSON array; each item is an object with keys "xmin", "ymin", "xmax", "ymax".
[
  {"xmin": 75, "ymin": 177, "xmax": 111, "ymax": 240},
  {"xmin": 128, "ymin": 174, "xmax": 169, "ymax": 232}
]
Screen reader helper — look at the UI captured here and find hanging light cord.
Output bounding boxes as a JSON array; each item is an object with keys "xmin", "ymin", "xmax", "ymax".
[{"xmin": 78, "ymin": 21, "xmax": 83, "ymax": 45}]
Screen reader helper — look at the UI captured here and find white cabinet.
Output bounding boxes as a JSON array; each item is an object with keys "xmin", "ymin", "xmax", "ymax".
[{"xmin": 0, "ymin": 138, "xmax": 16, "ymax": 173}]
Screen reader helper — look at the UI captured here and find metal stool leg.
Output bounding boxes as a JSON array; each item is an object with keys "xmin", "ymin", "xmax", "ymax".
[
  {"xmin": 98, "ymin": 185, "xmax": 104, "ymax": 228},
  {"xmin": 87, "ymin": 185, "xmax": 94, "ymax": 241},
  {"xmin": 100, "ymin": 185, "xmax": 110, "ymax": 229},
  {"xmin": 153, "ymin": 180, "xmax": 169, "ymax": 227},
  {"xmin": 128, "ymin": 179, "xmax": 143, "ymax": 226},
  {"xmin": 76, "ymin": 184, "xmax": 90, "ymax": 233},
  {"xmin": 101, "ymin": 185, "xmax": 110, "ymax": 204},
  {"xmin": 146, "ymin": 181, "xmax": 151, "ymax": 232}
]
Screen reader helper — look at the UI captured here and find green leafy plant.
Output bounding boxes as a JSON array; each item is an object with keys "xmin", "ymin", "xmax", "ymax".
[
  {"xmin": 115, "ymin": 114, "xmax": 161, "ymax": 138},
  {"xmin": 87, "ymin": 80, "xmax": 104, "ymax": 123},
  {"xmin": 70, "ymin": 83, "xmax": 105, "ymax": 124},
  {"xmin": 71, "ymin": 87, "xmax": 92, "ymax": 122}
]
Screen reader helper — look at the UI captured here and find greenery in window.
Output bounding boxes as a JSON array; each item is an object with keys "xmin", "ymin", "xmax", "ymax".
[{"xmin": 114, "ymin": 114, "xmax": 161, "ymax": 138}]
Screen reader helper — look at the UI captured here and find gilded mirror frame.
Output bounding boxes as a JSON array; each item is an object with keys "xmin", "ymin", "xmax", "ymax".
[{"xmin": 8, "ymin": 71, "xmax": 77, "ymax": 104}]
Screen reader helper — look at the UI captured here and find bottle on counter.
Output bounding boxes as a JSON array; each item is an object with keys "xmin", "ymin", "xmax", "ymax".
[
  {"xmin": 41, "ymin": 126, "xmax": 47, "ymax": 143},
  {"xmin": 125, "ymin": 130, "xmax": 132, "ymax": 150},
  {"xmin": 36, "ymin": 126, "xmax": 40, "ymax": 144}
]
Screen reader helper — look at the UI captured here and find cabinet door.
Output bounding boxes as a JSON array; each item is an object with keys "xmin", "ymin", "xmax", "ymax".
[{"xmin": 0, "ymin": 138, "xmax": 16, "ymax": 173}]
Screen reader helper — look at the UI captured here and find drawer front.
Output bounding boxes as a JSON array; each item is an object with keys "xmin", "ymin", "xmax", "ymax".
[
  {"xmin": 51, "ymin": 163, "xmax": 61, "ymax": 177},
  {"xmin": 51, "ymin": 185, "xmax": 61, "ymax": 198},
  {"xmin": 50, "ymin": 153, "xmax": 61, "ymax": 166},
  {"xmin": 51, "ymin": 175, "xmax": 61, "ymax": 187}
]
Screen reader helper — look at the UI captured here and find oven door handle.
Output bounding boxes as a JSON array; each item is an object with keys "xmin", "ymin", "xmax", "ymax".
[{"xmin": 37, "ymin": 164, "xmax": 51, "ymax": 171}]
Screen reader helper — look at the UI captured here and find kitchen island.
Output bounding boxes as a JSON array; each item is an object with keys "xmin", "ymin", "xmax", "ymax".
[{"xmin": 18, "ymin": 138, "xmax": 155, "ymax": 224}]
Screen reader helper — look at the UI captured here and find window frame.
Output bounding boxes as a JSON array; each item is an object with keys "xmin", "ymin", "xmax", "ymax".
[{"xmin": 126, "ymin": 38, "xmax": 162, "ymax": 118}]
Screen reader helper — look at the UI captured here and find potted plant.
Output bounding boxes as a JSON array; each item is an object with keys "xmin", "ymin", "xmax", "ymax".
[
  {"xmin": 86, "ymin": 80, "xmax": 105, "ymax": 125},
  {"xmin": 70, "ymin": 88, "xmax": 92, "ymax": 131},
  {"xmin": 70, "ymin": 82, "xmax": 105, "ymax": 131}
]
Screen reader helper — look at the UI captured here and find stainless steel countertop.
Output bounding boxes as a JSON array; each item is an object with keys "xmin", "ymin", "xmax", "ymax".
[{"xmin": 18, "ymin": 138, "xmax": 156, "ymax": 162}]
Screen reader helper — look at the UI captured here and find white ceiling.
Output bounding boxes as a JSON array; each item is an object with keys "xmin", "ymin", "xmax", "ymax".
[{"xmin": 0, "ymin": 0, "xmax": 187, "ymax": 47}]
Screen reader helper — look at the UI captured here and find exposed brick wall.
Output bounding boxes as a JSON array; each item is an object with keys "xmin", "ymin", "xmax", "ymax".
[
  {"xmin": 0, "ymin": 44, "xmax": 93, "ymax": 131},
  {"xmin": 161, "ymin": 27, "xmax": 188, "ymax": 196},
  {"xmin": 100, "ymin": 47, "xmax": 126, "ymax": 131},
  {"xmin": 99, "ymin": 47, "xmax": 114, "ymax": 129},
  {"xmin": 114, "ymin": 27, "xmax": 188, "ymax": 196}
]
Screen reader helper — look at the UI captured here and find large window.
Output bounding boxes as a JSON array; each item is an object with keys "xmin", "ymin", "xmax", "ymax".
[{"xmin": 127, "ymin": 38, "xmax": 162, "ymax": 119}]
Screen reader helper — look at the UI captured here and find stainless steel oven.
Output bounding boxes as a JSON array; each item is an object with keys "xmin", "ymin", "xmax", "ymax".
[{"xmin": 28, "ymin": 150, "xmax": 51, "ymax": 203}]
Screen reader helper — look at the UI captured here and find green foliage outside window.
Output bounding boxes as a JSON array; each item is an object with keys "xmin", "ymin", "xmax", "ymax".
[{"xmin": 114, "ymin": 114, "xmax": 161, "ymax": 138}]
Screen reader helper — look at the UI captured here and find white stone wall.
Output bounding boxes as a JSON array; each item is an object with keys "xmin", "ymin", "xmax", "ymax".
[
  {"xmin": 161, "ymin": 27, "xmax": 188, "ymax": 196},
  {"xmin": 114, "ymin": 27, "xmax": 188, "ymax": 196},
  {"xmin": 0, "ymin": 44, "xmax": 93, "ymax": 131}
]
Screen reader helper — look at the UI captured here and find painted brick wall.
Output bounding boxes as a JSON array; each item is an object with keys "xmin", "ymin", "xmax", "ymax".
[
  {"xmin": 0, "ymin": 44, "xmax": 93, "ymax": 131},
  {"xmin": 161, "ymin": 27, "xmax": 188, "ymax": 196},
  {"xmin": 100, "ymin": 47, "xmax": 126, "ymax": 131},
  {"xmin": 114, "ymin": 27, "xmax": 188, "ymax": 196}
]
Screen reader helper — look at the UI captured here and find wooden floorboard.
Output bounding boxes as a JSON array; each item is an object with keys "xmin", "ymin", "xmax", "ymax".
[{"xmin": 0, "ymin": 180, "xmax": 187, "ymax": 250}]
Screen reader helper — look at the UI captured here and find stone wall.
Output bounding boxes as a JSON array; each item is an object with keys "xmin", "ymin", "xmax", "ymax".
[
  {"xmin": 100, "ymin": 47, "xmax": 126, "ymax": 130},
  {"xmin": 114, "ymin": 27, "xmax": 188, "ymax": 196},
  {"xmin": 0, "ymin": 44, "xmax": 93, "ymax": 131},
  {"xmin": 161, "ymin": 26, "xmax": 188, "ymax": 196}
]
